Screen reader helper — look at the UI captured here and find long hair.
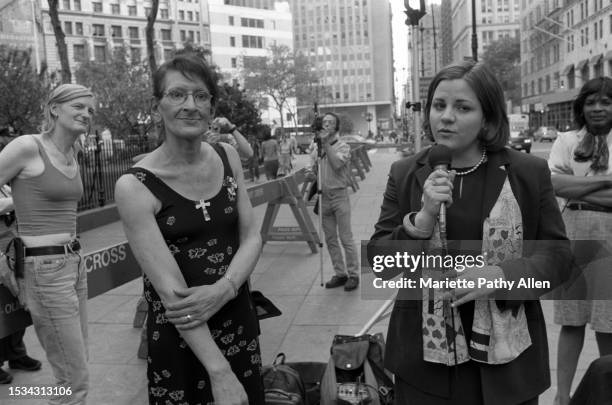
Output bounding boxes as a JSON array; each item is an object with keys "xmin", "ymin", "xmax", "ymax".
[
  {"xmin": 423, "ymin": 59, "xmax": 509, "ymax": 151},
  {"xmin": 572, "ymin": 77, "xmax": 612, "ymax": 171},
  {"xmin": 41, "ymin": 84, "xmax": 94, "ymax": 135}
]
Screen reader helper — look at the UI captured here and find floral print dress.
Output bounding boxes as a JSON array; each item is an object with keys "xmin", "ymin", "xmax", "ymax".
[{"xmin": 127, "ymin": 144, "xmax": 264, "ymax": 405}]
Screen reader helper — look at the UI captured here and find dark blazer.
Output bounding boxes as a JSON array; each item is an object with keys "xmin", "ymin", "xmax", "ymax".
[{"xmin": 369, "ymin": 147, "xmax": 570, "ymax": 405}]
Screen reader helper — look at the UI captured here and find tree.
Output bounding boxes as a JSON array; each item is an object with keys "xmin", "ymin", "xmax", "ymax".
[
  {"xmin": 47, "ymin": 0, "xmax": 71, "ymax": 83},
  {"xmin": 482, "ymin": 36, "xmax": 521, "ymax": 107},
  {"xmin": 242, "ymin": 44, "xmax": 318, "ymax": 131},
  {"xmin": 75, "ymin": 47, "xmax": 152, "ymax": 138},
  {"xmin": 0, "ymin": 47, "xmax": 50, "ymax": 133},
  {"xmin": 215, "ymin": 83, "xmax": 262, "ymax": 137},
  {"xmin": 145, "ymin": 0, "xmax": 160, "ymax": 75}
]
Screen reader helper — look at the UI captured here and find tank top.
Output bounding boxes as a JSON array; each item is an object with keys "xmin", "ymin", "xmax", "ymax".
[{"xmin": 11, "ymin": 136, "xmax": 83, "ymax": 236}]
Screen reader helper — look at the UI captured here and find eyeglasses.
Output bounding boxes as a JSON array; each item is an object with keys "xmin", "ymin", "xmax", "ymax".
[{"xmin": 163, "ymin": 89, "xmax": 212, "ymax": 106}]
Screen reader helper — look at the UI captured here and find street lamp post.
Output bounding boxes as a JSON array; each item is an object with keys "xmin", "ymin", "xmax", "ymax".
[
  {"xmin": 471, "ymin": 0, "xmax": 478, "ymax": 61},
  {"xmin": 365, "ymin": 112, "xmax": 373, "ymax": 138},
  {"xmin": 404, "ymin": 0, "xmax": 426, "ymax": 152}
]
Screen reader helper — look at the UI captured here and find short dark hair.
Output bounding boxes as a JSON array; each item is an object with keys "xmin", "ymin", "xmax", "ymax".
[
  {"xmin": 423, "ymin": 59, "xmax": 509, "ymax": 151},
  {"xmin": 573, "ymin": 77, "xmax": 612, "ymax": 129},
  {"xmin": 152, "ymin": 53, "xmax": 219, "ymax": 108}
]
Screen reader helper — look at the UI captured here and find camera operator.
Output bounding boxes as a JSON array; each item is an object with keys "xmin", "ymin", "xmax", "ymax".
[{"xmin": 311, "ymin": 113, "xmax": 359, "ymax": 291}]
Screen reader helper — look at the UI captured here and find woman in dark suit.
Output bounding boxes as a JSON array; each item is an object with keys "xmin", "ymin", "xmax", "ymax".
[{"xmin": 369, "ymin": 60, "xmax": 570, "ymax": 404}]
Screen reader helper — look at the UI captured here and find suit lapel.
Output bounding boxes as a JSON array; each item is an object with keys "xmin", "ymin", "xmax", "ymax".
[{"xmin": 481, "ymin": 150, "xmax": 510, "ymax": 222}]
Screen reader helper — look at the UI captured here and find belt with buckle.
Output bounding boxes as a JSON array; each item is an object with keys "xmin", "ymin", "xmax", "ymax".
[
  {"xmin": 25, "ymin": 240, "xmax": 81, "ymax": 257},
  {"xmin": 567, "ymin": 202, "xmax": 612, "ymax": 213}
]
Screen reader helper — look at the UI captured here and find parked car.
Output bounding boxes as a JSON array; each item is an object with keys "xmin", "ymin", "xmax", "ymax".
[
  {"xmin": 339, "ymin": 134, "xmax": 376, "ymax": 146},
  {"xmin": 534, "ymin": 126, "xmax": 558, "ymax": 142},
  {"xmin": 508, "ymin": 131, "xmax": 532, "ymax": 153}
]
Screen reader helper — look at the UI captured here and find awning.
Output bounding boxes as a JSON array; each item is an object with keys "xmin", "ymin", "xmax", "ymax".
[
  {"xmin": 604, "ymin": 50, "xmax": 612, "ymax": 61},
  {"xmin": 590, "ymin": 54, "xmax": 602, "ymax": 65},
  {"xmin": 575, "ymin": 58, "xmax": 588, "ymax": 71},
  {"xmin": 561, "ymin": 64, "xmax": 574, "ymax": 75}
]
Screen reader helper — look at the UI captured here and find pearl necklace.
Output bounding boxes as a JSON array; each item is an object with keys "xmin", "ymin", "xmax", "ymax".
[{"xmin": 454, "ymin": 149, "xmax": 487, "ymax": 176}]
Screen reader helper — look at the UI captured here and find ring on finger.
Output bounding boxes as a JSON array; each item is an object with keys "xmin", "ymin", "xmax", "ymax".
[{"xmin": 186, "ymin": 314, "xmax": 192, "ymax": 322}]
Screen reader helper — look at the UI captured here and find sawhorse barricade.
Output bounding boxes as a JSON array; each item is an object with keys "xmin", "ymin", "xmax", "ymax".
[{"xmin": 253, "ymin": 169, "xmax": 321, "ymax": 253}]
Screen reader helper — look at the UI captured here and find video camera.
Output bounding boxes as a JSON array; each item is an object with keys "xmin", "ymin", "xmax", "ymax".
[{"xmin": 311, "ymin": 116, "xmax": 324, "ymax": 153}]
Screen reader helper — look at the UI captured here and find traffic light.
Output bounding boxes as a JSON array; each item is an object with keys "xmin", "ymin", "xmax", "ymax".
[{"xmin": 404, "ymin": 0, "xmax": 426, "ymax": 26}]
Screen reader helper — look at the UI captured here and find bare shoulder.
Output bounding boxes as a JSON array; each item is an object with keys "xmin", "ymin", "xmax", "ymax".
[
  {"xmin": 2, "ymin": 134, "xmax": 40, "ymax": 158},
  {"xmin": 115, "ymin": 173, "xmax": 157, "ymax": 213}
]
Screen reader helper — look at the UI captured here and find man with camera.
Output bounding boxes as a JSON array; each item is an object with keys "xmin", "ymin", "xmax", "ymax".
[{"xmin": 312, "ymin": 113, "xmax": 359, "ymax": 291}]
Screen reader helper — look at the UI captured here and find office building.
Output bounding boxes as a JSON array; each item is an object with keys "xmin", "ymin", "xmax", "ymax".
[
  {"xmin": 208, "ymin": 0, "xmax": 293, "ymax": 125},
  {"xmin": 39, "ymin": 0, "xmax": 211, "ymax": 76},
  {"xmin": 291, "ymin": 0, "xmax": 394, "ymax": 136},
  {"xmin": 520, "ymin": 0, "xmax": 612, "ymax": 130},
  {"xmin": 0, "ymin": 0, "xmax": 45, "ymax": 70}
]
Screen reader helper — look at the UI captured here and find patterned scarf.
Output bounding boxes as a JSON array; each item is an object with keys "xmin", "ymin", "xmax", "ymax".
[
  {"xmin": 574, "ymin": 127, "xmax": 610, "ymax": 172},
  {"xmin": 421, "ymin": 176, "xmax": 532, "ymax": 365}
]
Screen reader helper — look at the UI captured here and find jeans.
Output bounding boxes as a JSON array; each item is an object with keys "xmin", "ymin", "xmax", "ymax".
[
  {"xmin": 322, "ymin": 188, "xmax": 359, "ymax": 278},
  {"xmin": 24, "ymin": 252, "xmax": 89, "ymax": 405}
]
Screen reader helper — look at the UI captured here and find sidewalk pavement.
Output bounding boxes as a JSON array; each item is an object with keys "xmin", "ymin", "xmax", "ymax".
[{"xmin": 1, "ymin": 148, "xmax": 600, "ymax": 404}]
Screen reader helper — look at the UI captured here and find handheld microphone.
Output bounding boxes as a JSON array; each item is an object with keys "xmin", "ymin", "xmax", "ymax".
[{"xmin": 427, "ymin": 145, "xmax": 452, "ymax": 244}]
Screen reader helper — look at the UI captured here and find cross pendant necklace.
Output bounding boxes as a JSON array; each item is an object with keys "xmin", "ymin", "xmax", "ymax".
[{"xmin": 195, "ymin": 199, "xmax": 211, "ymax": 221}]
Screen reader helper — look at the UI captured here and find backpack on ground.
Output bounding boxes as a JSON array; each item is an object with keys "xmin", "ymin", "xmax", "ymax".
[
  {"xmin": 262, "ymin": 353, "xmax": 307, "ymax": 405},
  {"xmin": 319, "ymin": 333, "xmax": 393, "ymax": 405}
]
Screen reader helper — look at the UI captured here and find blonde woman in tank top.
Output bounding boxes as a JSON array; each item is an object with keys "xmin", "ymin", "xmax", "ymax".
[{"xmin": 0, "ymin": 84, "xmax": 94, "ymax": 405}]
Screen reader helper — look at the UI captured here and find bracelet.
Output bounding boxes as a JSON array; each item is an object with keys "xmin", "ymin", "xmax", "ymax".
[
  {"xmin": 402, "ymin": 212, "xmax": 433, "ymax": 239},
  {"xmin": 223, "ymin": 273, "xmax": 238, "ymax": 298},
  {"xmin": 225, "ymin": 125, "xmax": 237, "ymax": 133}
]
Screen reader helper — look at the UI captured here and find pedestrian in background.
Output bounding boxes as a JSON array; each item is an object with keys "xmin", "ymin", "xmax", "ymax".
[
  {"xmin": 370, "ymin": 60, "xmax": 570, "ymax": 404},
  {"xmin": 207, "ymin": 116, "xmax": 253, "ymax": 160},
  {"xmin": 0, "ymin": 83, "xmax": 93, "ymax": 404},
  {"xmin": 261, "ymin": 128, "xmax": 280, "ymax": 180},
  {"xmin": 0, "ymin": 185, "xmax": 42, "ymax": 385},
  {"xmin": 278, "ymin": 133, "xmax": 295, "ymax": 176},
  {"xmin": 548, "ymin": 76, "xmax": 612, "ymax": 405}
]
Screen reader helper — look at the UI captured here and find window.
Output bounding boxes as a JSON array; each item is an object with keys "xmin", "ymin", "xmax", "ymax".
[
  {"xmin": 92, "ymin": 2, "xmax": 102, "ymax": 12},
  {"xmin": 230, "ymin": 36, "xmax": 235, "ymax": 46},
  {"xmin": 111, "ymin": 25, "xmax": 122, "ymax": 38},
  {"xmin": 145, "ymin": 7, "xmax": 151, "ymax": 16},
  {"xmin": 111, "ymin": 4, "xmax": 119, "ymax": 14},
  {"xmin": 94, "ymin": 45, "xmax": 106, "ymax": 62},
  {"xmin": 74, "ymin": 0, "xmax": 81, "ymax": 11},
  {"xmin": 73, "ymin": 44, "xmax": 86, "ymax": 61},
  {"xmin": 128, "ymin": 5, "xmax": 136, "ymax": 16},
  {"xmin": 161, "ymin": 29, "xmax": 171, "ymax": 41},
  {"xmin": 229, "ymin": 16, "xmax": 234, "ymax": 25},
  {"xmin": 128, "ymin": 27, "xmax": 139, "ymax": 39},
  {"xmin": 188, "ymin": 31, "xmax": 194, "ymax": 42},
  {"xmin": 63, "ymin": 0, "xmax": 70, "ymax": 10},
  {"xmin": 92, "ymin": 24, "xmax": 105, "ymax": 37},
  {"xmin": 594, "ymin": 22, "xmax": 598, "ymax": 39},
  {"xmin": 75, "ymin": 22, "xmax": 83, "ymax": 35},
  {"xmin": 179, "ymin": 10, "xmax": 185, "ymax": 20},
  {"xmin": 240, "ymin": 18, "xmax": 264, "ymax": 28},
  {"xmin": 195, "ymin": 12, "xmax": 200, "ymax": 21},
  {"xmin": 242, "ymin": 35, "xmax": 263, "ymax": 48},
  {"xmin": 160, "ymin": 9, "xmax": 169, "ymax": 19},
  {"xmin": 231, "ymin": 58, "xmax": 237, "ymax": 68},
  {"xmin": 64, "ymin": 21, "xmax": 73, "ymax": 35},
  {"xmin": 131, "ymin": 47, "xmax": 141, "ymax": 61},
  {"xmin": 188, "ymin": 11, "xmax": 193, "ymax": 21},
  {"xmin": 180, "ymin": 30, "xmax": 186, "ymax": 42},
  {"xmin": 196, "ymin": 31, "xmax": 200, "ymax": 43}
]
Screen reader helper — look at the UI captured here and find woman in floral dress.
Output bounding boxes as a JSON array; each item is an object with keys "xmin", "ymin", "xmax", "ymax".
[{"xmin": 115, "ymin": 53, "xmax": 264, "ymax": 405}]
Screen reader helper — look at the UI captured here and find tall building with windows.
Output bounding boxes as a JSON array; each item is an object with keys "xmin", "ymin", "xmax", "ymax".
[
  {"xmin": 40, "ymin": 0, "xmax": 211, "ymax": 76},
  {"xmin": 446, "ymin": 0, "xmax": 520, "ymax": 62},
  {"xmin": 0, "ymin": 0, "xmax": 45, "ymax": 70},
  {"xmin": 207, "ymin": 0, "xmax": 293, "ymax": 125},
  {"xmin": 520, "ymin": 0, "xmax": 612, "ymax": 131},
  {"xmin": 291, "ymin": 0, "xmax": 394, "ymax": 136}
]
